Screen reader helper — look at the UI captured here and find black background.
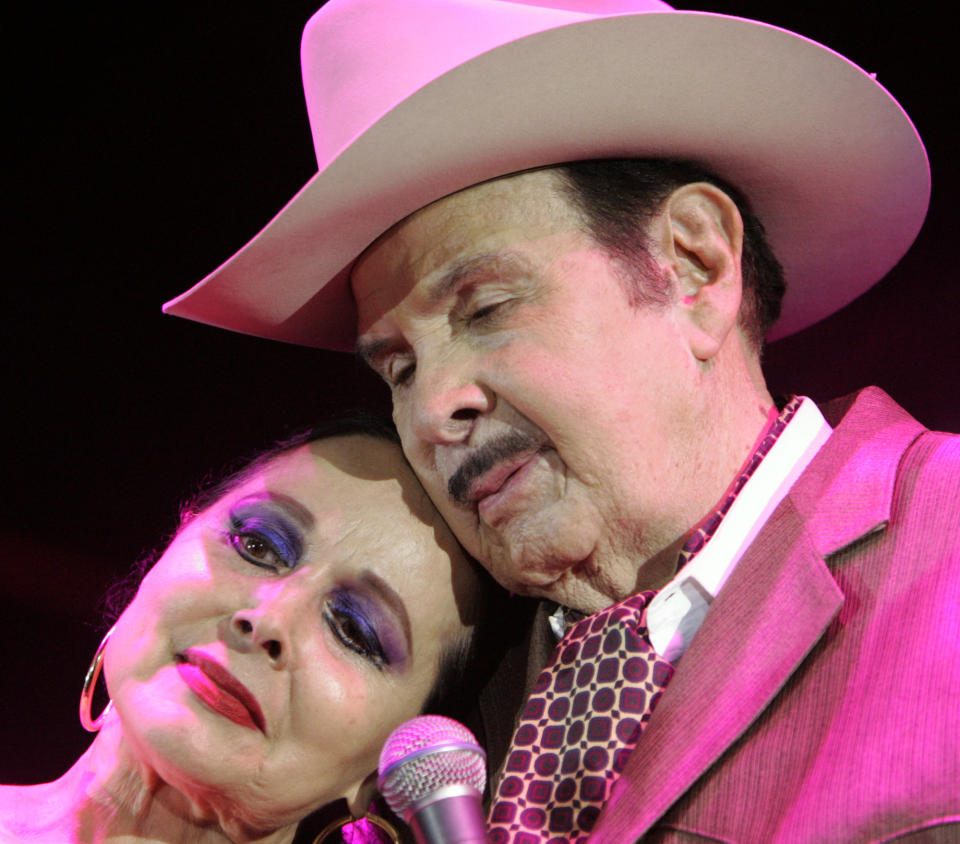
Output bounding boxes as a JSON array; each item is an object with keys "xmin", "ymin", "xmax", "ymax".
[{"xmin": 4, "ymin": 2, "xmax": 957, "ymax": 783}]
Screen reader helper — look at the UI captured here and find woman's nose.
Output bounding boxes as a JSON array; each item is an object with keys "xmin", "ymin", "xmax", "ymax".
[{"xmin": 227, "ymin": 588, "xmax": 301, "ymax": 668}]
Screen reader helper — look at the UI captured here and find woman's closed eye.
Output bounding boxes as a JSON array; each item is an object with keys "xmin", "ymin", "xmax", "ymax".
[
  {"xmin": 228, "ymin": 507, "xmax": 303, "ymax": 572},
  {"xmin": 323, "ymin": 589, "xmax": 390, "ymax": 669}
]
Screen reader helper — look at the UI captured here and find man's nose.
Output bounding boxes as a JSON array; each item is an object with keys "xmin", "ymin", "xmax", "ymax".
[
  {"xmin": 404, "ymin": 353, "xmax": 493, "ymax": 444},
  {"xmin": 226, "ymin": 584, "xmax": 304, "ymax": 669}
]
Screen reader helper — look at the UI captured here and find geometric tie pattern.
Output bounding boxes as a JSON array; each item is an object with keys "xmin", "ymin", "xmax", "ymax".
[
  {"xmin": 487, "ymin": 396, "xmax": 803, "ymax": 843},
  {"xmin": 487, "ymin": 591, "xmax": 671, "ymax": 843}
]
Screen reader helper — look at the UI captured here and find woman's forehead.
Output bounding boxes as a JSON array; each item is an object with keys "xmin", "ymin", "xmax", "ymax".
[
  {"xmin": 228, "ymin": 440, "xmax": 413, "ymax": 528},
  {"xmin": 227, "ymin": 437, "xmax": 461, "ymax": 571},
  {"xmin": 238, "ymin": 438, "xmax": 474, "ymax": 637},
  {"xmin": 177, "ymin": 435, "xmax": 474, "ymax": 616}
]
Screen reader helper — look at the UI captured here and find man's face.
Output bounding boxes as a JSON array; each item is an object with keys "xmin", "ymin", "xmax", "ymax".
[{"xmin": 353, "ymin": 169, "xmax": 708, "ymax": 610}]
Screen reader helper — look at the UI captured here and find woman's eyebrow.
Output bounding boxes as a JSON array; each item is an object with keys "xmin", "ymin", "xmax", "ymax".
[
  {"xmin": 231, "ymin": 491, "xmax": 316, "ymax": 530},
  {"xmin": 359, "ymin": 569, "xmax": 413, "ymax": 662}
]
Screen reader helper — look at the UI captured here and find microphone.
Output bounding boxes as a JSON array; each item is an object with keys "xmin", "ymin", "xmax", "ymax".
[{"xmin": 378, "ymin": 715, "xmax": 488, "ymax": 844}]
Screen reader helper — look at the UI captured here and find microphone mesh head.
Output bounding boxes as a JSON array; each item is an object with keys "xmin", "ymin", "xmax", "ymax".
[{"xmin": 378, "ymin": 715, "xmax": 486, "ymax": 816}]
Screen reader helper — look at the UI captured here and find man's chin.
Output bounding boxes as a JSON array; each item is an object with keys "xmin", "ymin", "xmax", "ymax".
[
  {"xmin": 492, "ymin": 552, "xmax": 617, "ymax": 613},
  {"xmin": 480, "ymin": 552, "xmax": 562, "ymax": 596},
  {"xmin": 487, "ymin": 552, "xmax": 578, "ymax": 599}
]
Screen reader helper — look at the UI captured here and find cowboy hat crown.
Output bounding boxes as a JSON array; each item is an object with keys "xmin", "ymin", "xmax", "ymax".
[{"xmin": 163, "ymin": 0, "xmax": 929, "ymax": 350}]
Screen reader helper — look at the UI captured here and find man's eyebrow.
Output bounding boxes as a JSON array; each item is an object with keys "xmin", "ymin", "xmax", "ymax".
[
  {"xmin": 425, "ymin": 250, "xmax": 531, "ymax": 305},
  {"xmin": 355, "ymin": 336, "xmax": 390, "ymax": 368},
  {"xmin": 355, "ymin": 250, "xmax": 531, "ymax": 364}
]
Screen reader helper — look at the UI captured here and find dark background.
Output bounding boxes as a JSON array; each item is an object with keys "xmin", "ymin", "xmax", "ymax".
[{"xmin": 4, "ymin": 2, "xmax": 956, "ymax": 783}]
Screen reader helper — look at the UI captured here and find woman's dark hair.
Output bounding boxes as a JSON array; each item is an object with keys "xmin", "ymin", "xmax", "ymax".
[
  {"xmin": 100, "ymin": 412, "xmax": 401, "ymax": 625},
  {"xmin": 177, "ymin": 413, "xmax": 402, "ymax": 527},
  {"xmin": 557, "ymin": 157, "xmax": 786, "ymax": 350}
]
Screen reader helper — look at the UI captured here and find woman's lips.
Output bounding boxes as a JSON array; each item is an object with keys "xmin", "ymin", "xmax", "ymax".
[{"xmin": 176, "ymin": 650, "xmax": 266, "ymax": 734}]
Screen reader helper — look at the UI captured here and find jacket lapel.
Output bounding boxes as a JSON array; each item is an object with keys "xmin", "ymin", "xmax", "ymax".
[
  {"xmin": 592, "ymin": 500, "xmax": 843, "ymax": 842},
  {"xmin": 591, "ymin": 388, "xmax": 923, "ymax": 842}
]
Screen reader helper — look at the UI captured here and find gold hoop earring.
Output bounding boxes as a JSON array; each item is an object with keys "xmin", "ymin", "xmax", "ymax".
[
  {"xmin": 79, "ymin": 624, "xmax": 115, "ymax": 732},
  {"xmin": 312, "ymin": 813, "xmax": 400, "ymax": 844}
]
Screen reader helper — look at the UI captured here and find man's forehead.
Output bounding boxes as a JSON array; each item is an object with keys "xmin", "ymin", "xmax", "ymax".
[{"xmin": 351, "ymin": 167, "xmax": 579, "ymax": 319}]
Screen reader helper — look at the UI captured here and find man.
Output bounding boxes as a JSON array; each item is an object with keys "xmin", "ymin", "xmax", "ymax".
[{"xmin": 164, "ymin": 1, "xmax": 958, "ymax": 841}]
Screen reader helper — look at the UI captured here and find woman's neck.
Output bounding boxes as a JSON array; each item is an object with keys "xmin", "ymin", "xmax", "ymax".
[{"xmin": 0, "ymin": 718, "xmax": 295, "ymax": 844}]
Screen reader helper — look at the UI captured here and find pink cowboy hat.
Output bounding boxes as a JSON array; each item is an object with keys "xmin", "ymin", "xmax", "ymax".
[{"xmin": 162, "ymin": 0, "xmax": 929, "ymax": 351}]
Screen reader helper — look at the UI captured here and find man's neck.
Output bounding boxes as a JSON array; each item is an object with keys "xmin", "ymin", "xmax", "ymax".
[{"xmin": 566, "ymin": 377, "xmax": 777, "ymax": 611}]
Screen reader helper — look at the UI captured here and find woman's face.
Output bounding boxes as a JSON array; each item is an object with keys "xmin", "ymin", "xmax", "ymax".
[{"xmin": 104, "ymin": 434, "xmax": 479, "ymax": 837}]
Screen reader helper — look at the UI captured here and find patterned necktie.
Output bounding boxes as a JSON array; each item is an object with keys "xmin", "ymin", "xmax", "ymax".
[
  {"xmin": 487, "ymin": 591, "xmax": 669, "ymax": 843},
  {"xmin": 487, "ymin": 396, "xmax": 803, "ymax": 843}
]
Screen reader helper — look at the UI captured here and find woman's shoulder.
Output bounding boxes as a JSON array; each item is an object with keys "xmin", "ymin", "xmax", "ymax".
[{"xmin": 0, "ymin": 782, "xmax": 64, "ymax": 843}]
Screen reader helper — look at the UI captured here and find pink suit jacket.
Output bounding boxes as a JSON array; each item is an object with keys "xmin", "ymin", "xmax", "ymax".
[
  {"xmin": 589, "ymin": 388, "xmax": 960, "ymax": 842},
  {"xmin": 474, "ymin": 388, "xmax": 959, "ymax": 843}
]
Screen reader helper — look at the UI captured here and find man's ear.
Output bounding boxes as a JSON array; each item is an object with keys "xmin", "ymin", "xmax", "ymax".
[
  {"xmin": 658, "ymin": 182, "xmax": 745, "ymax": 361},
  {"xmin": 345, "ymin": 769, "xmax": 380, "ymax": 818}
]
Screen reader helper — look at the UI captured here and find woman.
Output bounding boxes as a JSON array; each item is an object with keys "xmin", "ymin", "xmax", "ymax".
[{"xmin": 0, "ymin": 418, "xmax": 490, "ymax": 843}]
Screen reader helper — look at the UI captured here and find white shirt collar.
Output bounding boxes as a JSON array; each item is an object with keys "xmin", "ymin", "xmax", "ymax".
[{"xmin": 646, "ymin": 397, "xmax": 833, "ymax": 662}]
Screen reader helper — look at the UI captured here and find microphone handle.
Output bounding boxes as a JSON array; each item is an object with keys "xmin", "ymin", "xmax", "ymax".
[{"xmin": 408, "ymin": 790, "xmax": 487, "ymax": 844}]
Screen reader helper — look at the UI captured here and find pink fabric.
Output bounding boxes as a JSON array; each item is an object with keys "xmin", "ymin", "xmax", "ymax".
[
  {"xmin": 486, "ymin": 397, "xmax": 819, "ymax": 843},
  {"xmin": 588, "ymin": 388, "xmax": 960, "ymax": 842}
]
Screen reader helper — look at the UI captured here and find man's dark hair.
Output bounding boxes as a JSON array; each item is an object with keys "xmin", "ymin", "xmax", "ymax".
[{"xmin": 556, "ymin": 158, "xmax": 785, "ymax": 349}]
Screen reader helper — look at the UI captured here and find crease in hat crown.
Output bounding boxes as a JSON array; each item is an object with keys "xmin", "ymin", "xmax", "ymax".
[{"xmin": 162, "ymin": 0, "xmax": 929, "ymax": 351}]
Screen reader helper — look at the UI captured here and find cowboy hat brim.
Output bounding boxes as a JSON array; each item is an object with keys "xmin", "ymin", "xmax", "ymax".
[{"xmin": 162, "ymin": 6, "xmax": 929, "ymax": 351}]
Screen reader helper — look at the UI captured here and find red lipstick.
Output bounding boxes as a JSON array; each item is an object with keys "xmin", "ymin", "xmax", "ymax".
[{"xmin": 177, "ymin": 650, "xmax": 266, "ymax": 733}]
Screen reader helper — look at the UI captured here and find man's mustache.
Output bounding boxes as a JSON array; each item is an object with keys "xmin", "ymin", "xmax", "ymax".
[{"xmin": 448, "ymin": 430, "xmax": 541, "ymax": 505}]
